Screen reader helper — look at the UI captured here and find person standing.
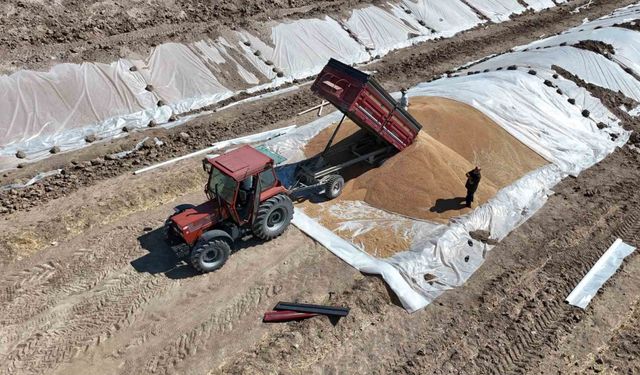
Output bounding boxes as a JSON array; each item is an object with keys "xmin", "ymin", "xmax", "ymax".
[
  {"xmin": 465, "ymin": 166, "xmax": 482, "ymax": 208},
  {"xmin": 399, "ymin": 88, "xmax": 409, "ymax": 111}
]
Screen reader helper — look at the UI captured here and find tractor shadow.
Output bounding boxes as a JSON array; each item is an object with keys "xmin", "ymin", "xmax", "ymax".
[
  {"xmin": 131, "ymin": 225, "xmax": 267, "ymax": 279},
  {"xmin": 131, "ymin": 227, "xmax": 195, "ymax": 279}
]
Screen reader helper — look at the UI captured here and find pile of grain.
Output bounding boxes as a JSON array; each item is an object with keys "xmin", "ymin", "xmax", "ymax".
[{"xmin": 305, "ymin": 96, "xmax": 547, "ymax": 223}]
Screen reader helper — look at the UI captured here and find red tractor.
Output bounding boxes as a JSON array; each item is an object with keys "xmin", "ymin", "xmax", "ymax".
[{"xmin": 165, "ymin": 145, "xmax": 309, "ymax": 273}]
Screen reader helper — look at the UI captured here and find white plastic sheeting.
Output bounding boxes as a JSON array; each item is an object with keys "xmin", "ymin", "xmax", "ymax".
[
  {"xmin": 345, "ymin": 6, "xmax": 425, "ymax": 57},
  {"xmin": 567, "ymin": 4, "xmax": 640, "ymax": 32},
  {"xmin": 415, "ymin": 71, "xmax": 627, "ymax": 175},
  {"xmin": 465, "ymin": 0, "xmax": 527, "ymax": 23},
  {"xmin": 250, "ymin": 17, "xmax": 370, "ymax": 80},
  {"xmin": 0, "ymin": 60, "xmax": 168, "ymax": 170},
  {"xmin": 0, "ymin": 169, "xmax": 62, "ymax": 191},
  {"xmin": 566, "ymin": 239, "xmax": 636, "ymax": 309},
  {"xmin": 461, "ymin": 47, "xmax": 640, "ymax": 102},
  {"xmin": 292, "ymin": 209, "xmax": 431, "ymax": 311},
  {"xmin": 133, "ymin": 43, "xmax": 234, "ymax": 114},
  {"xmin": 0, "ymin": 1, "xmax": 571, "ymax": 171},
  {"xmin": 400, "ymin": 0, "xmax": 483, "ymax": 36},
  {"xmin": 523, "ymin": 0, "xmax": 557, "ymax": 11},
  {"xmin": 516, "ymin": 27, "xmax": 640, "ymax": 76}
]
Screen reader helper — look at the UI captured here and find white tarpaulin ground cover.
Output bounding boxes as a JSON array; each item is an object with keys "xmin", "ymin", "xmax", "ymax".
[
  {"xmin": 400, "ymin": 0, "xmax": 483, "ymax": 36},
  {"xmin": 263, "ymin": 68, "xmax": 628, "ymax": 311},
  {"xmin": 344, "ymin": 6, "xmax": 426, "ymax": 57},
  {"xmin": 253, "ymin": 17, "xmax": 371, "ymax": 80},
  {"xmin": 566, "ymin": 238, "xmax": 636, "ymax": 309},
  {"xmin": 462, "ymin": 46, "xmax": 640, "ymax": 102},
  {"xmin": 567, "ymin": 3, "xmax": 640, "ymax": 31},
  {"xmin": 515, "ymin": 27, "xmax": 640, "ymax": 76},
  {"xmin": 465, "ymin": 0, "xmax": 527, "ymax": 23},
  {"xmin": 524, "ymin": 0, "xmax": 558, "ymax": 11},
  {"xmin": 134, "ymin": 43, "xmax": 234, "ymax": 115},
  {"xmin": 0, "ymin": 60, "xmax": 167, "ymax": 170}
]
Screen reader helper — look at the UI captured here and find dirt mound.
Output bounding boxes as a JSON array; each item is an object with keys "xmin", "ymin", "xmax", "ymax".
[{"xmin": 305, "ymin": 96, "xmax": 547, "ymax": 223}]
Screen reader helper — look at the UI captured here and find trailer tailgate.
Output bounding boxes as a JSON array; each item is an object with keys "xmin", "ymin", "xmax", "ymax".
[{"xmin": 311, "ymin": 58, "xmax": 422, "ymax": 151}]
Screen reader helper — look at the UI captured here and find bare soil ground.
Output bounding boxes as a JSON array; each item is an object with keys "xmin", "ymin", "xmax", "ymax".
[
  {"xmin": 2, "ymin": 1, "xmax": 640, "ymax": 374},
  {"xmin": 0, "ymin": 0, "xmax": 377, "ymax": 74}
]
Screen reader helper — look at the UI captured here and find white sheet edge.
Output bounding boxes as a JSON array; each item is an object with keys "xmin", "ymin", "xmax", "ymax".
[
  {"xmin": 566, "ymin": 238, "xmax": 636, "ymax": 309},
  {"xmin": 291, "ymin": 208, "xmax": 429, "ymax": 312}
]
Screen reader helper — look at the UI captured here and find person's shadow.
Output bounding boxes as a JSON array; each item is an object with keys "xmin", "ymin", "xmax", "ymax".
[{"xmin": 430, "ymin": 197, "xmax": 467, "ymax": 213}]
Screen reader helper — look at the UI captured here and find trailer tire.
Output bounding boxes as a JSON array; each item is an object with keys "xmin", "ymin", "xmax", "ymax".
[
  {"xmin": 252, "ymin": 194, "xmax": 293, "ymax": 241},
  {"xmin": 190, "ymin": 237, "xmax": 231, "ymax": 273},
  {"xmin": 323, "ymin": 175, "xmax": 345, "ymax": 199}
]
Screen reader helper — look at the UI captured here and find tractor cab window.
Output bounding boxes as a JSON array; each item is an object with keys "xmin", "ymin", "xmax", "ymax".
[
  {"xmin": 258, "ymin": 169, "xmax": 276, "ymax": 192},
  {"xmin": 208, "ymin": 169, "xmax": 237, "ymax": 204}
]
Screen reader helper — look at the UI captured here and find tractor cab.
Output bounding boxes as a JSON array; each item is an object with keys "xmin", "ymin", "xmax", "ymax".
[
  {"xmin": 166, "ymin": 145, "xmax": 293, "ymax": 273},
  {"xmin": 202, "ymin": 145, "xmax": 287, "ymax": 226}
]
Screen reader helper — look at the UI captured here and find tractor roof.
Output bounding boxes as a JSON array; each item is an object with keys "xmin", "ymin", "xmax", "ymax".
[{"xmin": 208, "ymin": 145, "xmax": 273, "ymax": 181}]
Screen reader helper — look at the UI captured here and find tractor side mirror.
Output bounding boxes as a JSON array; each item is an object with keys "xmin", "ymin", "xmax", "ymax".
[{"xmin": 202, "ymin": 159, "xmax": 212, "ymax": 174}]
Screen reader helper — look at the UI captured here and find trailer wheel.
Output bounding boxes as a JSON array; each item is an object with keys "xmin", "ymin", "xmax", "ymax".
[
  {"xmin": 252, "ymin": 194, "xmax": 294, "ymax": 241},
  {"xmin": 190, "ymin": 237, "xmax": 231, "ymax": 273},
  {"xmin": 323, "ymin": 175, "xmax": 345, "ymax": 199}
]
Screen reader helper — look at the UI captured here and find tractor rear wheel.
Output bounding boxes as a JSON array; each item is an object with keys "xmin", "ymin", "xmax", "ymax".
[
  {"xmin": 323, "ymin": 174, "xmax": 345, "ymax": 199},
  {"xmin": 190, "ymin": 237, "xmax": 231, "ymax": 273},
  {"xmin": 252, "ymin": 194, "xmax": 294, "ymax": 241}
]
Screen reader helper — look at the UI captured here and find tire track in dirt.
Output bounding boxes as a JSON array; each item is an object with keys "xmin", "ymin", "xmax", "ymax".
[
  {"xmin": 0, "ymin": 208, "xmax": 178, "ymax": 374},
  {"xmin": 0, "ymin": 230, "xmax": 147, "ymax": 326},
  {"xmin": 1, "ymin": 271, "xmax": 165, "ymax": 375},
  {"xmin": 588, "ymin": 299, "xmax": 640, "ymax": 373},
  {"xmin": 139, "ymin": 283, "xmax": 284, "ymax": 374},
  {"xmin": 214, "ymin": 148, "xmax": 640, "ymax": 374},
  {"xmin": 459, "ymin": 207, "xmax": 640, "ymax": 374}
]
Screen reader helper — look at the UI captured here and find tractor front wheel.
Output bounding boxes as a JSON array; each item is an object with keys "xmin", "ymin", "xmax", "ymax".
[
  {"xmin": 190, "ymin": 237, "xmax": 231, "ymax": 273},
  {"xmin": 252, "ymin": 194, "xmax": 294, "ymax": 241}
]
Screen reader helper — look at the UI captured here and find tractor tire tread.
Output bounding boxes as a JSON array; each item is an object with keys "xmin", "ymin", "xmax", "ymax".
[
  {"xmin": 252, "ymin": 194, "xmax": 293, "ymax": 241},
  {"xmin": 190, "ymin": 238, "xmax": 231, "ymax": 273}
]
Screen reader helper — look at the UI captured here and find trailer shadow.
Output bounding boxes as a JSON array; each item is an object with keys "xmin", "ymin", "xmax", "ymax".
[{"xmin": 131, "ymin": 226, "xmax": 268, "ymax": 280}]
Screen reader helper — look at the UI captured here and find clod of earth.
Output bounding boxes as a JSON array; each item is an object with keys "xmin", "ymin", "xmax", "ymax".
[{"xmin": 470, "ymin": 230, "xmax": 499, "ymax": 245}]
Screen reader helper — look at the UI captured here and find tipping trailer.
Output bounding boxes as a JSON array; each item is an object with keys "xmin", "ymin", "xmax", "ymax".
[{"xmin": 293, "ymin": 58, "xmax": 422, "ymax": 198}]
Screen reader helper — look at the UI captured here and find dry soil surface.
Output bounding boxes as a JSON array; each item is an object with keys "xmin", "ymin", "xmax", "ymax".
[{"xmin": 2, "ymin": 1, "xmax": 640, "ymax": 374}]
